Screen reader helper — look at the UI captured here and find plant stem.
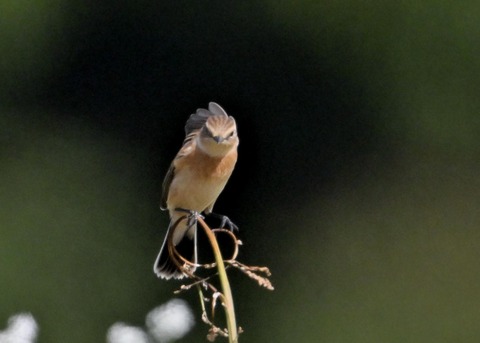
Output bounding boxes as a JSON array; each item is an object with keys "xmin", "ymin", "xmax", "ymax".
[{"xmin": 197, "ymin": 216, "xmax": 238, "ymax": 343}]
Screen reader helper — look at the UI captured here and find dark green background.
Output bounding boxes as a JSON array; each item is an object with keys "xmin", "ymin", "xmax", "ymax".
[{"xmin": 2, "ymin": 2, "xmax": 480, "ymax": 342}]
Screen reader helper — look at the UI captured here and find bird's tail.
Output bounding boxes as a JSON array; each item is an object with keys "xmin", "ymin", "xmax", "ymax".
[{"xmin": 153, "ymin": 217, "xmax": 197, "ymax": 279}]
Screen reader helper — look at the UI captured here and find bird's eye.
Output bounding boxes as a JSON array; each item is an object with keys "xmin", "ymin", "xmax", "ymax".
[
  {"xmin": 228, "ymin": 130, "xmax": 236, "ymax": 138},
  {"xmin": 204, "ymin": 126, "xmax": 213, "ymax": 137}
]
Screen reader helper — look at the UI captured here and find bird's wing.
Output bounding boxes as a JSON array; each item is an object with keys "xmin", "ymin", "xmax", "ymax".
[
  {"xmin": 160, "ymin": 163, "xmax": 175, "ymax": 210},
  {"xmin": 161, "ymin": 135, "xmax": 196, "ymax": 210},
  {"xmin": 208, "ymin": 102, "xmax": 228, "ymax": 116},
  {"xmin": 161, "ymin": 125, "xmax": 197, "ymax": 210},
  {"xmin": 184, "ymin": 102, "xmax": 227, "ymax": 135}
]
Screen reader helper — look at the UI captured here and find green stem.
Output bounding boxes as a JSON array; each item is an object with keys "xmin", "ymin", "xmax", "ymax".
[{"xmin": 197, "ymin": 216, "xmax": 238, "ymax": 343}]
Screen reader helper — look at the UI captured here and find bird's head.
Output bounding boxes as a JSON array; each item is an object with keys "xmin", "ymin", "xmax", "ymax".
[{"xmin": 197, "ymin": 114, "xmax": 239, "ymax": 157}]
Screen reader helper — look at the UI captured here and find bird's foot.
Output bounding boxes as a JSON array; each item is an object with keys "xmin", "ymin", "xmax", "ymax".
[
  {"xmin": 174, "ymin": 208, "xmax": 204, "ymax": 228},
  {"xmin": 206, "ymin": 212, "xmax": 239, "ymax": 232}
]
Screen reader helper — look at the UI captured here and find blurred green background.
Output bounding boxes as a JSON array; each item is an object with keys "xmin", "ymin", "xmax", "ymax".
[{"xmin": 2, "ymin": 1, "xmax": 480, "ymax": 342}]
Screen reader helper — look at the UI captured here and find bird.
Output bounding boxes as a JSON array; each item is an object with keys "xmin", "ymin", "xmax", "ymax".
[{"xmin": 154, "ymin": 102, "xmax": 239, "ymax": 279}]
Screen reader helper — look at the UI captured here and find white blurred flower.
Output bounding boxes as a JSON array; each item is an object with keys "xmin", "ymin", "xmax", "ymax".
[
  {"xmin": 0, "ymin": 313, "xmax": 38, "ymax": 343},
  {"xmin": 106, "ymin": 323, "xmax": 149, "ymax": 343},
  {"xmin": 146, "ymin": 299, "xmax": 194, "ymax": 343}
]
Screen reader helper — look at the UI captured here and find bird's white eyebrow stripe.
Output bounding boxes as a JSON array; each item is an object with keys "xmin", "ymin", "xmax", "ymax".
[{"xmin": 205, "ymin": 116, "xmax": 236, "ymax": 135}]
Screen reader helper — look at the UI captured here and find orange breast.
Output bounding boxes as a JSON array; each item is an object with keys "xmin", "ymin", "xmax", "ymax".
[{"xmin": 167, "ymin": 147, "xmax": 237, "ymax": 212}]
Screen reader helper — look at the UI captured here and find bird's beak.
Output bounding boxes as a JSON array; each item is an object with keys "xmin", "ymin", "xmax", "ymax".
[{"xmin": 213, "ymin": 136, "xmax": 224, "ymax": 143}]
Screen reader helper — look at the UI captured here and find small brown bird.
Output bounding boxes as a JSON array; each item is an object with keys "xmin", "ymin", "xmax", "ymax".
[{"xmin": 154, "ymin": 102, "xmax": 239, "ymax": 279}]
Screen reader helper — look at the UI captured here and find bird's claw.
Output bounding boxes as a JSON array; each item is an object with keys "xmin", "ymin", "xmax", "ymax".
[
  {"xmin": 174, "ymin": 208, "xmax": 204, "ymax": 228},
  {"xmin": 221, "ymin": 216, "xmax": 239, "ymax": 232},
  {"xmin": 175, "ymin": 209, "xmax": 238, "ymax": 231}
]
